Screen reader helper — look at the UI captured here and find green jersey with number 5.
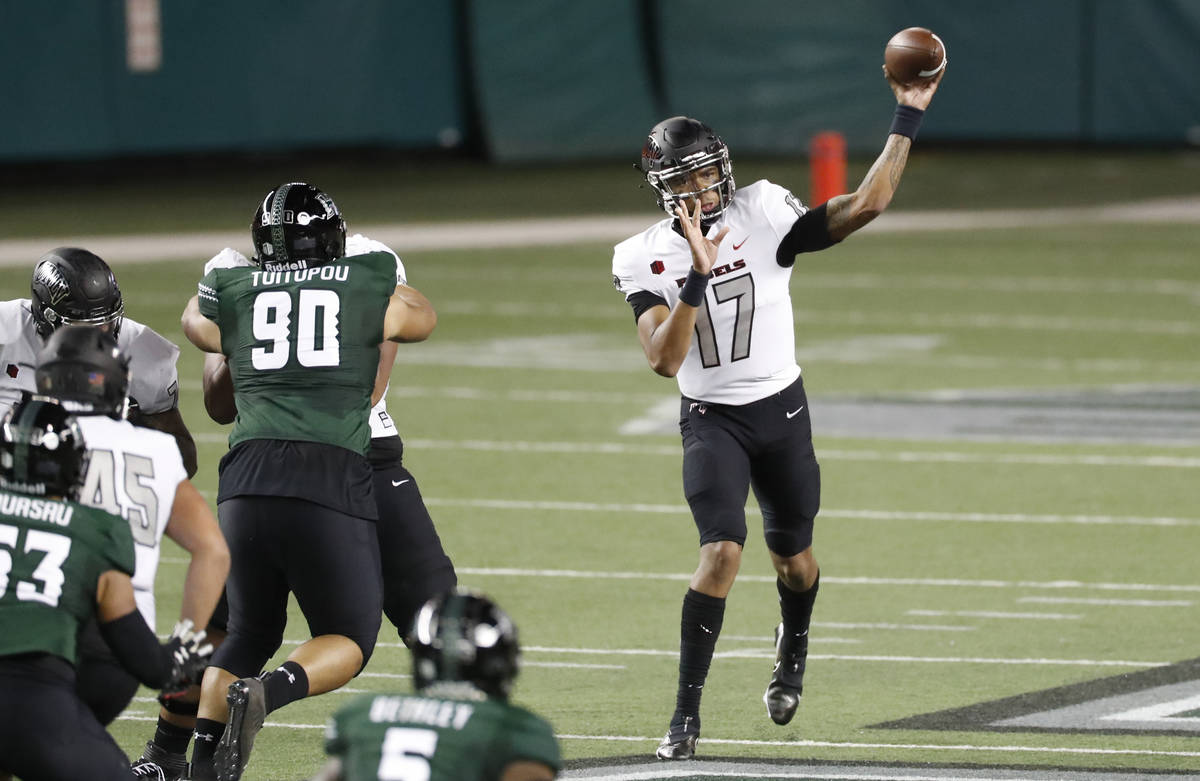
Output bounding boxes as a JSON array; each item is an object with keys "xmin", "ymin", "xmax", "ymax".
[
  {"xmin": 325, "ymin": 691, "xmax": 562, "ymax": 781},
  {"xmin": 0, "ymin": 490, "xmax": 135, "ymax": 662},
  {"xmin": 197, "ymin": 252, "xmax": 397, "ymax": 456}
]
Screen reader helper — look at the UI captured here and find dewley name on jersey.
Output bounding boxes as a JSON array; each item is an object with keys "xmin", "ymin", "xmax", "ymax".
[
  {"xmin": 0, "ymin": 491, "xmax": 73, "ymax": 526},
  {"xmin": 251, "ymin": 265, "xmax": 351, "ymax": 287},
  {"xmin": 368, "ymin": 695, "xmax": 475, "ymax": 731}
]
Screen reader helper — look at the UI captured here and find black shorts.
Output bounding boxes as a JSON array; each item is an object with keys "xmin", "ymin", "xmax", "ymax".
[
  {"xmin": 370, "ymin": 436, "xmax": 457, "ymax": 635},
  {"xmin": 210, "ymin": 495, "xmax": 383, "ymax": 677},
  {"xmin": 0, "ymin": 654, "xmax": 132, "ymax": 780},
  {"xmin": 680, "ymin": 375, "xmax": 821, "ymax": 557},
  {"xmin": 74, "ymin": 615, "xmax": 141, "ymax": 725}
]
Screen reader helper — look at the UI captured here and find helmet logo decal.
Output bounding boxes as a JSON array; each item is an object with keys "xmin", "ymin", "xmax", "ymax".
[
  {"xmin": 270, "ymin": 183, "xmax": 294, "ymax": 263},
  {"xmin": 33, "ymin": 262, "xmax": 71, "ymax": 306}
]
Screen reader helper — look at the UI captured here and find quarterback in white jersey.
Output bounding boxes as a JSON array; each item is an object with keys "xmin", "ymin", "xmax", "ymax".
[
  {"xmin": 33, "ymin": 325, "xmax": 229, "ymax": 730},
  {"xmin": 613, "ymin": 64, "xmax": 944, "ymax": 761},
  {"xmin": 0, "ymin": 247, "xmax": 198, "ymax": 477},
  {"xmin": 613, "ymin": 179, "xmax": 805, "ymax": 405}
]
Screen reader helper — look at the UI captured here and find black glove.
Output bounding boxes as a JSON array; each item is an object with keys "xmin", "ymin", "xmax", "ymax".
[{"xmin": 159, "ymin": 619, "xmax": 213, "ymax": 701}]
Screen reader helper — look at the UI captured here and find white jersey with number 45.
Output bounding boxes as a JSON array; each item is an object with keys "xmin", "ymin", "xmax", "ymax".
[
  {"xmin": 612, "ymin": 180, "xmax": 807, "ymax": 405},
  {"xmin": 76, "ymin": 415, "xmax": 187, "ymax": 629}
]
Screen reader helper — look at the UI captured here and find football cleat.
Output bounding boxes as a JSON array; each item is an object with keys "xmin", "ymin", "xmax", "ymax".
[
  {"xmin": 655, "ymin": 715, "xmax": 699, "ymax": 760},
  {"xmin": 214, "ymin": 677, "xmax": 266, "ymax": 781},
  {"xmin": 131, "ymin": 741, "xmax": 188, "ymax": 781},
  {"xmin": 763, "ymin": 623, "xmax": 808, "ymax": 725}
]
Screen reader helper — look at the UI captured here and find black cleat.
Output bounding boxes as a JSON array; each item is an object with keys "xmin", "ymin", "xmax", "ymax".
[
  {"xmin": 131, "ymin": 741, "xmax": 189, "ymax": 781},
  {"xmin": 214, "ymin": 677, "xmax": 266, "ymax": 781},
  {"xmin": 763, "ymin": 622, "xmax": 808, "ymax": 725},
  {"xmin": 655, "ymin": 715, "xmax": 699, "ymax": 760}
]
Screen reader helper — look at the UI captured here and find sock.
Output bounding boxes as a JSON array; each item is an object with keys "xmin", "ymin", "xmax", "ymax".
[
  {"xmin": 778, "ymin": 571, "xmax": 819, "ymax": 637},
  {"xmin": 672, "ymin": 588, "xmax": 726, "ymax": 728},
  {"xmin": 152, "ymin": 717, "xmax": 194, "ymax": 755},
  {"xmin": 262, "ymin": 660, "xmax": 309, "ymax": 714},
  {"xmin": 190, "ymin": 717, "xmax": 225, "ymax": 774}
]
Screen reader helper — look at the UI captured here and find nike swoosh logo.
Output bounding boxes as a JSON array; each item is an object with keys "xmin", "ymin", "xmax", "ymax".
[
  {"xmin": 732, "ymin": 237, "xmax": 748, "ymax": 250},
  {"xmin": 786, "ymin": 406, "xmax": 805, "ymax": 419},
  {"xmin": 391, "ymin": 479, "xmax": 410, "ymax": 487}
]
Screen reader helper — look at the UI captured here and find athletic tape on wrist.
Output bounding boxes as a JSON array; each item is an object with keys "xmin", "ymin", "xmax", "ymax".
[
  {"xmin": 678, "ymin": 269, "xmax": 709, "ymax": 308},
  {"xmin": 889, "ymin": 104, "xmax": 924, "ymax": 140}
]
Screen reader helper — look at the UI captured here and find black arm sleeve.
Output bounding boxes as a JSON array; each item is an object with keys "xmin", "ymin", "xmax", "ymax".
[
  {"xmin": 776, "ymin": 202, "xmax": 839, "ymax": 268},
  {"xmin": 627, "ymin": 290, "xmax": 669, "ymax": 323},
  {"xmin": 99, "ymin": 610, "xmax": 171, "ymax": 689}
]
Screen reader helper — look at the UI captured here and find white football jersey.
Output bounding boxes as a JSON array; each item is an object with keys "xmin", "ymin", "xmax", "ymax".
[
  {"xmin": 203, "ymin": 235, "xmax": 407, "ymax": 439},
  {"xmin": 612, "ymin": 180, "xmax": 807, "ymax": 405},
  {"xmin": 76, "ymin": 415, "xmax": 188, "ymax": 629},
  {"xmin": 0, "ymin": 299, "xmax": 181, "ymax": 418}
]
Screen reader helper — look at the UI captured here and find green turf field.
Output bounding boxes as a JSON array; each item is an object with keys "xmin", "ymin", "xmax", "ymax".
[{"xmin": 1, "ymin": 150, "xmax": 1198, "ymax": 778}]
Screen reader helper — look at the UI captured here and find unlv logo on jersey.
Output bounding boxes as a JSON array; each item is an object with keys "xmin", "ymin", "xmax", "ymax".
[
  {"xmin": 33, "ymin": 262, "xmax": 71, "ymax": 305},
  {"xmin": 650, "ymin": 260, "xmax": 665, "ymax": 275}
]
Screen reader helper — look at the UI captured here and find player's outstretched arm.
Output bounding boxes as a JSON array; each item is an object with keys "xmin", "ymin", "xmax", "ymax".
[
  {"xmin": 163, "ymin": 479, "xmax": 230, "ymax": 631},
  {"xmin": 373, "ymin": 342, "xmax": 399, "ymax": 405},
  {"xmin": 201, "ymin": 353, "xmax": 237, "ymax": 424},
  {"xmin": 181, "ymin": 295, "xmax": 223, "ymax": 353},
  {"xmin": 383, "ymin": 284, "xmax": 437, "ymax": 343},
  {"xmin": 96, "ymin": 571, "xmax": 175, "ymax": 688},
  {"xmin": 636, "ymin": 199, "xmax": 728, "ymax": 377},
  {"xmin": 824, "ymin": 66, "xmax": 945, "ymax": 242}
]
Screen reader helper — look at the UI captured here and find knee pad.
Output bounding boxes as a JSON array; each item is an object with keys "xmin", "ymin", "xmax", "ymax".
[
  {"xmin": 160, "ymin": 695, "xmax": 200, "ymax": 717},
  {"xmin": 210, "ymin": 632, "xmax": 283, "ymax": 680}
]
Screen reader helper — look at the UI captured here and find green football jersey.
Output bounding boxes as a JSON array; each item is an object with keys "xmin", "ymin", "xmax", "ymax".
[
  {"xmin": 326, "ymin": 691, "xmax": 562, "ymax": 781},
  {"xmin": 0, "ymin": 490, "xmax": 135, "ymax": 662},
  {"xmin": 197, "ymin": 252, "xmax": 398, "ymax": 456}
]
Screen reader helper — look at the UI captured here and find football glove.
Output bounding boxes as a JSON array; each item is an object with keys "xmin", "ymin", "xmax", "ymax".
[{"xmin": 159, "ymin": 619, "xmax": 213, "ymax": 700}]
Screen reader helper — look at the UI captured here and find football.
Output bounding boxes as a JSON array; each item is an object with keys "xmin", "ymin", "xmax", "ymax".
[{"xmin": 884, "ymin": 27, "xmax": 947, "ymax": 85}]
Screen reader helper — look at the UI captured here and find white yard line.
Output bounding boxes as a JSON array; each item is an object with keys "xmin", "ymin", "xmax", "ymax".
[
  {"xmin": 4, "ymin": 196, "xmax": 1198, "ymax": 266},
  {"xmin": 907, "ymin": 609, "xmax": 1084, "ymax": 620},
  {"xmin": 416, "ymin": 497, "xmax": 1200, "ymax": 528},
  {"xmin": 109, "ymin": 712, "xmax": 1200, "ymax": 762},
  {"xmin": 163, "ymin": 555, "xmax": 1200, "ymax": 595},
  {"xmin": 1017, "ymin": 596, "xmax": 1192, "ymax": 607}
]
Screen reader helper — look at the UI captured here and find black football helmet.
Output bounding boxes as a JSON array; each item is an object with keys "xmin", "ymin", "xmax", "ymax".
[
  {"xmin": 640, "ymin": 116, "xmax": 736, "ymax": 220},
  {"xmin": 30, "ymin": 248, "xmax": 124, "ymax": 339},
  {"xmin": 409, "ymin": 588, "xmax": 520, "ymax": 700},
  {"xmin": 251, "ymin": 182, "xmax": 346, "ymax": 268},
  {"xmin": 0, "ymin": 399, "xmax": 89, "ymax": 499},
  {"xmin": 35, "ymin": 325, "xmax": 131, "ymax": 419}
]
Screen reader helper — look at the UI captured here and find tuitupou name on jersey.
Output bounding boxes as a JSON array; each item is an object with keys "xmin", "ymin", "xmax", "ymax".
[
  {"xmin": 0, "ymin": 491, "xmax": 74, "ymax": 526},
  {"xmin": 251, "ymin": 265, "xmax": 350, "ymax": 287},
  {"xmin": 368, "ymin": 695, "xmax": 474, "ymax": 731}
]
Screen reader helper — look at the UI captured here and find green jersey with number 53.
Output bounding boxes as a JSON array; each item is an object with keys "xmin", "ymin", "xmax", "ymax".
[
  {"xmin": 0, "ymin": 490, "xmax": 135, "ymax": 662},
  {"xmin": 325, "ymin": 692, "xmax": 562, "ymax": 781},
  {"xmin": 197, "ymin": 251, "xmax": 397, "ymax": 456}
]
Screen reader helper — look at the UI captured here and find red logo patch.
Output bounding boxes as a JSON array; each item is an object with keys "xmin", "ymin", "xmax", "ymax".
[
  {"xmin": 5, "ymin": 364, "xmax": 17, "ymax": 379},
  {"xmin": 650, "ymin": 260, "xmax": 665, "ymax": 275}
]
